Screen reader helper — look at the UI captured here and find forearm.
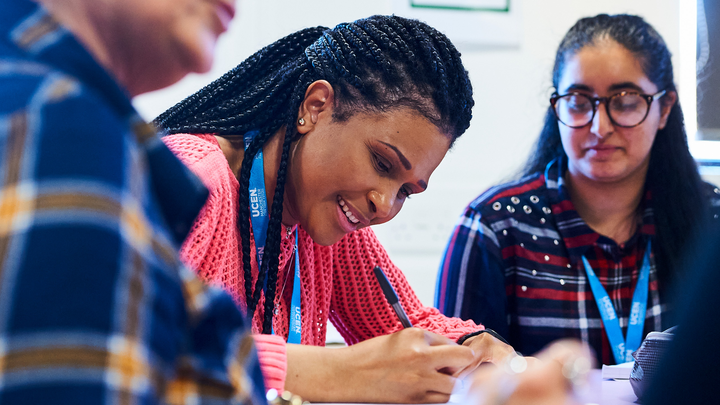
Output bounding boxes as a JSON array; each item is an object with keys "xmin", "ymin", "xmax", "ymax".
[{"xmin": 285, "ymin": 343, "xmax": 352, "ymax": 402}]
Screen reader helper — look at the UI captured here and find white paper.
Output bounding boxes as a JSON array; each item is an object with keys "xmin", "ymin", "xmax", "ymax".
[{"xmin": 601, "ymin": 361, "xmax": 634, "ymax": 380}]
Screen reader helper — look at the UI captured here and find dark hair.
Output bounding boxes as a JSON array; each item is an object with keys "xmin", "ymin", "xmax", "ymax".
[
  {"xmin": 156, "ymin": 15, "xmax": 473, "ymax": 333},
  {"xmin": 523, "ymin": 14, "xmax": 707, "ymax": 291}
]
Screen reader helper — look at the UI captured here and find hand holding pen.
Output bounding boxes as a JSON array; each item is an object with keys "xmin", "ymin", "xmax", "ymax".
[{"xmin": 373, "ymin": 266, "xmax": 413, "ymax": 328}]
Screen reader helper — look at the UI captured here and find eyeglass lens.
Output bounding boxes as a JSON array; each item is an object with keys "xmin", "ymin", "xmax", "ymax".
[{"xmin": 555, "ymin": 93, "xmax": 649, "ymax": 127}]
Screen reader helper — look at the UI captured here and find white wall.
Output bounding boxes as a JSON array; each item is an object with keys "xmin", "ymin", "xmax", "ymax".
[{"xmin": 134, "ymin": 0, "xmax": 681, "ymax": 307}]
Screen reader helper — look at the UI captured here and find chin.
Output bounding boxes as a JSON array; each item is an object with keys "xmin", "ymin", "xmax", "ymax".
[{"xmin": 306, "ymin": 228, "xmax": 346, "ymax": 247}]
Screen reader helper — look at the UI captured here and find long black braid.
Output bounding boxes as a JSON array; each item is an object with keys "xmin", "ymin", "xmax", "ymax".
[{"xmin": 156, "ymin": 15, "xmax": 474, "ymax": 334}]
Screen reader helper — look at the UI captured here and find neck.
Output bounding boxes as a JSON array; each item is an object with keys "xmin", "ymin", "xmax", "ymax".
[
  {"xmin": 216, "ymin": 126, "xmax": 299, "ymax": 228},
  {"xmin": 565, "ymin": 166, "xmax": 647, "ymax": 245}
]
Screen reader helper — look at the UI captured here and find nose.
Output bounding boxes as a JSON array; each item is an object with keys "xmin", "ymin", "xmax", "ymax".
[
  {"xmin": 590, "ymin": 102, "xmax": 613, "ymax": 139},
  {"xmin": 367, "ymin": 188, "xmax": 396, "ymax": 221}
]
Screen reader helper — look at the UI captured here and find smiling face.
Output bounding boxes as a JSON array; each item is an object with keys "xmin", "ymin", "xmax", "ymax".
[
  {"xmin": 556, "ymin": 39, "xmax": 674, "ymax": 185},
  {"xmin": 283, "ymin": 107, "xmax": 450, "ymax": 246}
]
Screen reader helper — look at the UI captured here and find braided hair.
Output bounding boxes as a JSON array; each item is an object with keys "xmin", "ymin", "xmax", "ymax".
[
  {"xmin": 156, "ymin": 15, "xmax": 474, "ymax": 333},
  {"xmin": 523, "ymin": 14, "xmax": 709, "ymax": 293}
]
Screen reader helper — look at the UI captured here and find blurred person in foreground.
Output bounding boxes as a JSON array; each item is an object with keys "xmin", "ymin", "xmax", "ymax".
[{"xmin": 0, "ymin": 0, "xmax": 266, "ymax": 403}]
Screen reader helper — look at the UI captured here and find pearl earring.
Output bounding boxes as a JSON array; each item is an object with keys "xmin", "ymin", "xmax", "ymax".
[{"xmin": 298, "ymin": 118, "xmax": 305, "ymax": 125}]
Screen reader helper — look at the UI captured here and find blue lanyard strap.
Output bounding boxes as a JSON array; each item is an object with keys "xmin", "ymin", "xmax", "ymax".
[
  {"xmin": 245, "ymin": 132, "xmax": 302, "ymax": 342},
  {"xmin": 287, "ymin": 229, "xmax": 302, "ymax": 344},
  {"xmin": 245, "ymin": 132, "xmax": 269, "ymax": 268},
  {"xmin": 581, "ymin": 240, "xmax": 651, "ymax": 364}
]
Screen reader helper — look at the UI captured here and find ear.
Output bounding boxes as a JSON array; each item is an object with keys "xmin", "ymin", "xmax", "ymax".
[
  {"xmin": 657, "ymin": 90, "xmax": 677, "ymax": 130},
  {"xmin": 296, "ymin": 80, "xmax": 335, "ymax": 135}
]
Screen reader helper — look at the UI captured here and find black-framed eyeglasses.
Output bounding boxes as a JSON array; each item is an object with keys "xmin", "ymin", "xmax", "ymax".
[{"xmin": 550, "ymin": 89, "xmax": 667, "ymax": 128}]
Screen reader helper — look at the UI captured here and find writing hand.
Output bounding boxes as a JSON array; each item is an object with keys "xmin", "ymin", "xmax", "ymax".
[{"xmin": 285, "ymin": 328, "xmax": 475, "ymax": 403}]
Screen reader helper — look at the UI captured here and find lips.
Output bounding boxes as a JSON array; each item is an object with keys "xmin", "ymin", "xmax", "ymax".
[
  {"xmin": 585, "ymin": 145, "xmax": 621, "ymax": 159},
  {"xmin": 336, "ymin": 196, "xmax": 369, "ymax": 233}
]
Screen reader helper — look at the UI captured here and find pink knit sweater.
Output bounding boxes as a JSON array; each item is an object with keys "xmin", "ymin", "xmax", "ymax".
[{"xmin": 164, "ymin": 134, "xmax": 484, "ymax": 391}]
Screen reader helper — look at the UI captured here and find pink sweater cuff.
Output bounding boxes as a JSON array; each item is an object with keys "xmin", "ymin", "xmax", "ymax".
[{"xmin": 252, "ymin": 334, "xmax": 287, "ymax": 392}]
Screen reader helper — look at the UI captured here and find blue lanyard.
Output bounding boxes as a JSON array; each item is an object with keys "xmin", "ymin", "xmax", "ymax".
[
  {"xmin": 245, "ymin": 132, "xmax": 269, "ymax": 268},
  {"xmin": 287, "ymin": 229, "xmax": 302, "ymax": 344},
  {"xmin": 581, "ymin": 240, "xmax": 651, "ymax": 364},
  {"xmin": 245, "ymin": 132, "xmax": 302, "ymax": 343}
]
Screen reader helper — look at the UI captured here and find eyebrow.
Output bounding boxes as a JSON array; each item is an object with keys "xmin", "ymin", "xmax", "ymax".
[
  {"xmin": 608, "ymin": 82, "xmax": 645, "ymax": 93},
  {"xmin": 379, "ymin": 141, "xmax": 412, "ymax": 170},
  {"xmin": 564, "ymin": 82, "xmax": 646, "ymax": 94}
]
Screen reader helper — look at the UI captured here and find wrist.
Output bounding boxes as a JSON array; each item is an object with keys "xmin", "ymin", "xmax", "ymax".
[{"xmin": 458, "ymin": 328, "xmax": 509, "ymax": 346}]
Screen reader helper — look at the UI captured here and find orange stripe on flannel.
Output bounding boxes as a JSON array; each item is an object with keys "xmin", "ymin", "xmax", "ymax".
[
  {"xmin": 35, "ymin": 193, "xmax": 123, "ymax": 216},
  {"xmin": 124, "ymin": 252, "xmax": 145, "ymax": 339},
  {"xmin": 151, "ymin": 238, "xmax": 177, "ymax": 266},
  {"xmin": 3, "ymin": 347, "xmax": 107, "ymax": 370},
  {"xmin": 14, "ymin": 13, "xmax": 60, "ymax": 50},
  {"xmin": 0, "ymin": 112, "xmax": 30, "ymax": 276},
  {"xmin": 166, "ymin": 362, "xmax": 235, "ymax": 404},
  {"xmin": 229, "ymin": 333, "xmax": 258, "ymax": 404},
  {"xmin": 106, "ymin": 336, "xmax": 151, "ymax": 396},
  {"xmin": 132, "ymin": 122, "xmax": 159, "ymax": 145},
  {"xmin": 4, "ymin": 113, "xmax": 27, "ymax": 184},
  {"xmin": 46, "ymin": 78, "xmax": 78, "ymax": 102}
]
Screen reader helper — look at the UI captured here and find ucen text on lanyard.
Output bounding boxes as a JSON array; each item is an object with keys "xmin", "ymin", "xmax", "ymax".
[
  {"xmin": 245, "ymin": 132, "xmax": 302, "ymax": 344},
  {"xmin": 581, "ymin": 240, "xmax": 651, "ymax": 364}
]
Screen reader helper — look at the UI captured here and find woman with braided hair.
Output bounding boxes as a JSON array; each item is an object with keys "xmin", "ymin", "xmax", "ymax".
[{"xmin": 157, "ymin": 15, "xmax": 516, "ymax": 403}]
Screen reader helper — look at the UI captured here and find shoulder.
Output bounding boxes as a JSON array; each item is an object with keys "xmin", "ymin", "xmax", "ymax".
[
  {"xmin": 163, "ymin": 134, "xmax": 236, "ymax": 192},
  {"xmin": 163, "ymin": 133, "xmax": 223, "ymax": 167},
  {"xmin": 466, "ymin": 172, "xmax": 547, "ymax": 217},
  {"xmin": 1, "ymin": 59, "xmax": 124, "ymax": 130},
  {"xmin": 0, "ymin": 61, "xmax": 134, "ymax": 190}
]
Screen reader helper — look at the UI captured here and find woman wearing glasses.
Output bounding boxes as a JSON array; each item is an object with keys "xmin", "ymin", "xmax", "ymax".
[{"xmin": 436, "ymin": 14, "xmax": 720, "ymax": 366}]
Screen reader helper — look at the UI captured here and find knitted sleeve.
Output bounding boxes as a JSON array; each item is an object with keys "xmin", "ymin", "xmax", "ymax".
[
  {"xmin": 162, "ymin": 134, "xmax": 244, "ymax": 298},
  {"xmin": 327, "ymin": 227, "xmax": 484, "ymax": 345},
  {"xmin": 252, "ymin": 334, "xmax": 287, "ymax": 392},
  {"xmin": 164, "ymin": 134, "xmax": 290, "ymax": 391}
]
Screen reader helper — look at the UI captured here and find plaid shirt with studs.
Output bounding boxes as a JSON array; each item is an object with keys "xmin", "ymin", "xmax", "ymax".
[
  {"xmin": 436, "ymin": 158, "xmax": 720, "ymax": 365},
  {"xmin": 0, "ymin": 1, "xmax": 266, "ymax": 403}
]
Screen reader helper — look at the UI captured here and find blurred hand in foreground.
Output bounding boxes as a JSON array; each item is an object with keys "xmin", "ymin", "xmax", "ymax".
[{"xmin": 468, "ymin": 339, "xmax": 594, "ymax": 405}]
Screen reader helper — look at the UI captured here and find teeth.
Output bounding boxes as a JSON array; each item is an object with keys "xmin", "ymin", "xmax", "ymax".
[{"xmin": 337, "ymin": 196, "xmax": 359, "ymax": 224}]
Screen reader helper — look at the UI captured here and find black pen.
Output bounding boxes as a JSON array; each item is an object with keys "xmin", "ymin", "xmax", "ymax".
[{"xmin": 373, "ymin": 266, "xmax": 413, "ymax": 328}]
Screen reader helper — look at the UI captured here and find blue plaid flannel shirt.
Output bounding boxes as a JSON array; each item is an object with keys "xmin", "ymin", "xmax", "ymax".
[{"xmin": 0, "ymin": 1, "xmax": 266, "ymax": 403}]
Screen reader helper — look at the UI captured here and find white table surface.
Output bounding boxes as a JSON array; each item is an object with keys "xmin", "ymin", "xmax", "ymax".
[{"xmin": 310, "ymin": 370, "xmax": 640, "ymax": 405}]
